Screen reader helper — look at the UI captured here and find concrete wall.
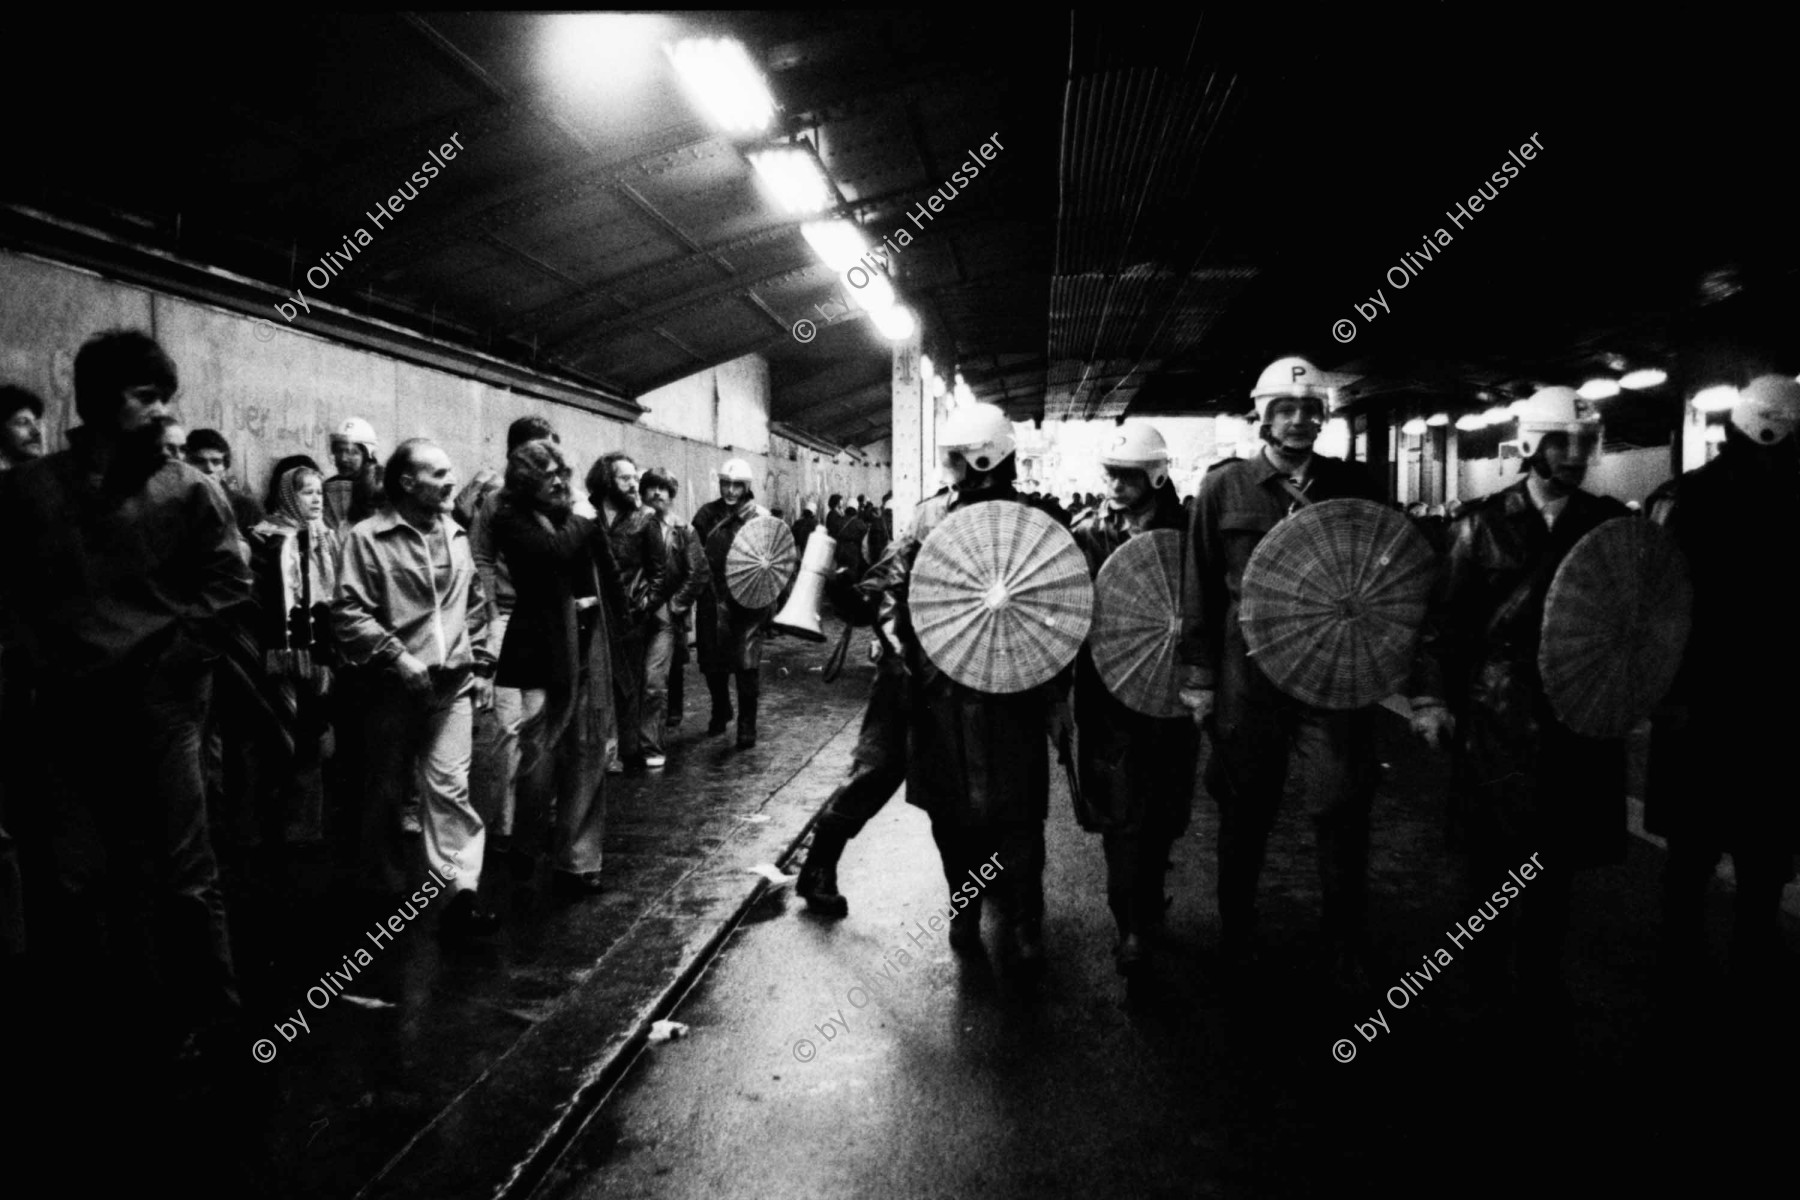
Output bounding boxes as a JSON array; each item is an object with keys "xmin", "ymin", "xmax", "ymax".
[{"xmin": 0, "ymin": 249, "xmax": 889, "ymax": 525}]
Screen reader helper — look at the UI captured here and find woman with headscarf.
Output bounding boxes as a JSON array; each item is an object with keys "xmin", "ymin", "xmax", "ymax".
[{"xmin": 250, "ymin": 463, "xmax": 342, "ymax": 845}]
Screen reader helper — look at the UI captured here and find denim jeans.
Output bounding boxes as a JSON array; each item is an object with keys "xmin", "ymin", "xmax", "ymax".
[
  {"xmin": 639, "ymin": 617, "xmax": 674, "ymax": 756},
  {"xmin": 470, "ymin": 610, "xmax": 523, "ymax": 836}
]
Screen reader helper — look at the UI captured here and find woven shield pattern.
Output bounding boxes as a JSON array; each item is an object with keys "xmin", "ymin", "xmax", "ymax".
[
  {"xmin": 725, "ymin": 516, "xmax": 797, "ymax": 609},
  {"xmin": 1239, "ymin": 498, "xmax": 1436, "ymax": 710},
  {"xmin": 911, "ymin": 503, "xmax": 1094, "ymax": 694},
  {"xmin": 1540, "ymin": 516, "xmax": 1692, "ymax": 739},
  {"xmin": 1091, "ymin": 529, "xmax": 1187, "ymax": 717}
]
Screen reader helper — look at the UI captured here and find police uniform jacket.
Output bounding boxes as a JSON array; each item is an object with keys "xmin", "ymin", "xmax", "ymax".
[
  {"xmin": 1645, "ymin": 438, "xmax": 1800, "ymax": 854},
  {"xmin": 1069, "ymin": 484, "xmax": 1198, "ymax": 836},
  {"xmin": 1411, "ymin": 478, "xmax": 1629, "ymax": 866},
  {"xmin": 1181, "ymin": 449, "xmax": 1381, "ymax": 690},
  {"xmin": 692, "ymin": 495, "xmax": 773, "ymax": 673},
  {"xmin": 853, "ymin": 483, "xmax": 1068, "ymax": 827}
]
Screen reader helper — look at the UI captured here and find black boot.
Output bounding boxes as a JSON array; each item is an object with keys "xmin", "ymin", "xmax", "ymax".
[
  {"xmin": 735, "ymin": 669, "xmax": 760, "ymax": 748},
  {"xmin": 705, "ymin": 672, "xmax": 732, "ymax": 735},
  {"xmin": 797, "ymin": 821, "xmax": 851, "ymax": 918}
]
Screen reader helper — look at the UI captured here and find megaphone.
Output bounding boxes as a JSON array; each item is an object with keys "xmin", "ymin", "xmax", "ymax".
[{"xmin": 772, "ymin": 531, "xmax": 835, "ymax": 642}]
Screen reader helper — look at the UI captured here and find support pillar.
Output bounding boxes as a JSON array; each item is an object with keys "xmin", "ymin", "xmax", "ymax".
[
  {"xmin": 889, "ymin": 334, "xmax": 927, "ymax": 531},
  {"xmin": 1365, "ymin": 407, "xmax": 1392, "ymax": 502}
]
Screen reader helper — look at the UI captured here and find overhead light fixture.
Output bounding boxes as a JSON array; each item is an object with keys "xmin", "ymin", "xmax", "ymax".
[
  {"xmin": 1425, "ymin": 412, "xmax": 1450, "ymax": 427},
  {"xmin": 1620, "ymin": 368, "xmax": 1667, "ymax": 390},
  {"xmin": 871, "ymin": 304, "xmax": 915, "ymax": 341},
  {"xmin": 1454, "ymin": 413, "xmax": 1487, "ymax": 432},
  {"xmin": 800, "ymin": 219, "xmax": 867, "ymax": 272},
  {"xmin": 664, "ymin": 38, "xmax": 775, "ymax": 134},
  {"xmin": 1692, "ymin": 384, "xmax": 1739, "ymax": 413},
  {"xmin": 800, "ymin": 218, "xmax": 914, "ymax": 340},
  {"xmin": 1401, "ymin": 417, "xmax": 1428, "ymax": 436},
  {"xmin": 1482, "ymin": 405, "xmax": 1512, "ymax": 426},
  {"xmin": 747, "ymin": 148, "xmax": 831, "ymax": 214},
  {"xmin": 1578, "ymin": 378, "xmax": 1621, "ymax": 401}
]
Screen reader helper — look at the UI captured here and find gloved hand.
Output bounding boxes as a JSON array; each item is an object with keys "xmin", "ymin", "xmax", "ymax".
[
  {"xmin": 1178, "ymin": 687, "xmax": 1215, "ymax": 729},
  {"xmin": 1410, "ymin": 700, "xmax": 1455, "ymax": 750}
]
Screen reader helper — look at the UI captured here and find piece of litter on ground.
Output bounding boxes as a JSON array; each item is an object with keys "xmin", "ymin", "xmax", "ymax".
[
  {"xmin": 341, "ymin": 994, "xmax": 397, "ymax": 1010},
  {"xmin": 648, "ymin": 1020, "xmax": 689, "ymax": 1043},
  {"xmin": 740, "ymin": 813, "xmax": 771, "ymax": 824},
  {"xmin": 749, "ymin": 863, "xmax": 797, "ymax": 886}
]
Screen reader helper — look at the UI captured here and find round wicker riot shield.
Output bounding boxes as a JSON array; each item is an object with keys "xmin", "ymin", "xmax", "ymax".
[
  {"xmin": 910, "ymin": 503, "xmax": 1093, "ymax": 694},
  {"xmin": 1540, "ymin": 516, "xmax": 1692, "ymax": 739},
  {"xmin": 1239, "ymin": 498, "xmax": 1436, "ymax": 710},
  {"xmin": 1090, "ymin": 529, "xmax": 1187, "ymax": 717},
  {"xmin": 724, "ymin": 516, "xmax": 797, "ymax": 609}
]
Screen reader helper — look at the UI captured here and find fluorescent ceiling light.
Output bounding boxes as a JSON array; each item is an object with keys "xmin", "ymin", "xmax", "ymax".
[
  {"xmin": 1692, "ymin": 385, "xmax": 1739, "ymax": 413},
  {"xmin": 665, "ymin": 38, "xmax": 774, "ymax": 134},
  {"xmin": 1620, "ymin": 368, "xmax": 1667, "ymax": 390},
  {"xmin": 748, "ymin": 149, "xmax": 831, "ymax": 215},
  {"xmin": 800, "ymin": 219, "xmax": 867, "ymax": 273},
  {"xmin": 1401, "ymin": 417, "xmax": 1428, "ymax": 436},
  {"xmin": 871, "ymin": 304, "xmax": 916, "ymax": 341},
  {"xmin": 1578, "ymin": 378, "xmax": 1621, "ymax": 401},
  {"xmin": 1482, "ymin": 406, "xmax": 1512, "ymax": 425},
  {"xmin": 1454, "ymin": 413, "xmax": 1486, "ymax": 431},
  {"xmin": 1425, "ymin": 412, "xmax": 1450, "ymax": 427}
]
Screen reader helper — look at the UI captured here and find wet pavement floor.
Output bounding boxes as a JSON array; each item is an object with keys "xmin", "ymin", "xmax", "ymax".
[
  {"xmin": 24, "ymin": 621, "xmax": 1795, "ymax": 1198},
  {"xmin": 530, "ymin": 708, "xmax": 1800, "ymax": 1200},
  {"xmin": 211, "ymin": 622, "xmax": 881, "ymax": 1199}
]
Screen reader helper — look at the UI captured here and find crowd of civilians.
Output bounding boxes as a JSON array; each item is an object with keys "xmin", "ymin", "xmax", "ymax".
[{"xmin": 0, "ymin": 331, "xmax": 902, "ymax": 1143}]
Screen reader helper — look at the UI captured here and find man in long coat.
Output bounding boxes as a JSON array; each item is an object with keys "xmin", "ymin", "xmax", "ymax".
[
  {"xmin": 841, "ymin": 402, "xmax": 1072, "ymax": 974},
  {"xmin": 1410, "ymin": 386, "xmax": 1628, "ymax": 1016},
  {"xmin": 492, "ymin": 439, "xmax": 625, "ymax": 896},
  {"xmin": 692, "ymin": 457, "xmax": 775, "ymax": 748},
  {"xmin": 1072, "ymin": 421, "xmax": 1198, "ymax": 980},
  {"xmin": 1647, "ymin": 374, "xmax": 1800, "ymax": 990}
]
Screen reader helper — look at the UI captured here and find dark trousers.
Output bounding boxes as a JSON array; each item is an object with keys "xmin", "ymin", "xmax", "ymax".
[
  {"xmin": 668, "ymin": 656, "xmax": 685, "ymax": 721},
  {"xmin": 930, "ymin": 821, "xmax": 1046, "ymax": 927},
  {"xmin": 1209, "ymin": 638, "xmax": 1377, "ymax": 946},
  {"xmin": 1102, "ymin": 830, "xmax": 1175, "ymax": 939},
  {"xmin": 817, "ymin": 656, "xmax": 908, "ymax": 840},
  {"xmin": 28, "ymin": 643, "xmax": 239, "ymax": 1051},
  {"xmin": 1464, "ymin": 847, "xmax": 1574, "ymax": 993},
  {"xmin": 616, "ymin": 624, "xmax": 650, "ymax": 762},
  {"xmin": 705, "ymin": 668, "xmax": 761, "ymax": 736},
  {"xmin": 1663, "ymin": 837, "xmax": 1792, "ymax": 967}
]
